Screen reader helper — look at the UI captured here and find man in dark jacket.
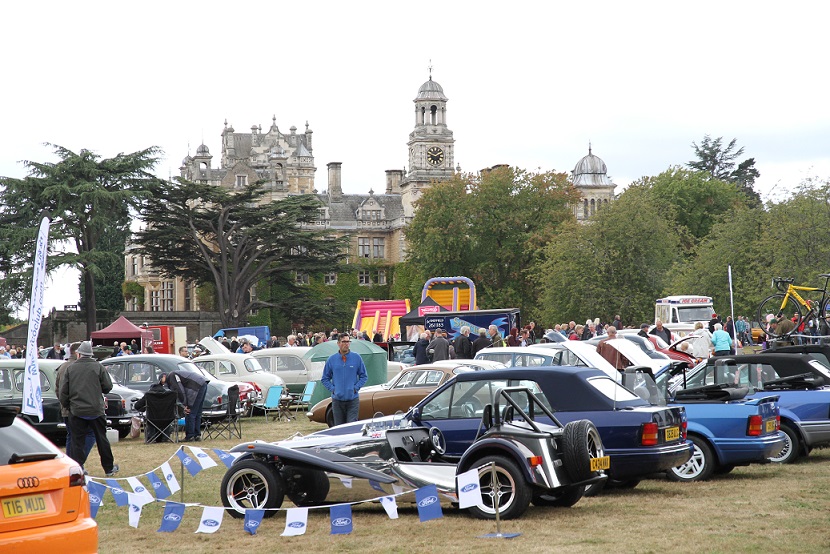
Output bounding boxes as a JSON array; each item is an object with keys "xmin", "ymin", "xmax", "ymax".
[
  {"xmin": 59, "ymin": 341, "xmax": 118, "ymax": 476},
  {"xmin": 649, "ymin": 319, "xmax": 672, "ymax": 344},
  {"xmin": 472, "ymin": 328, "xmax": 492, "ymax": 355},
  {"xmin": 167, "ymin": 367, "xmax": 209, "ymax": 441},
  {"xmin": 413, "ymin": 332, "xmax": 431, "ymax": 365},
  {"xmin": 55, "ymin": 342, "xmax": 95, "ymax": 459},
  {"xmin": 454, "ymin": 326, "xmax": 474, "ymax": 359},
  {"xmin": 427, "ymin": 329, "xmax": 451, "ymax": 362}
]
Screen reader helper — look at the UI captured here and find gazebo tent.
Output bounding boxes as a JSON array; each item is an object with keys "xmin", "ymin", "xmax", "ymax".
[
  {"xmin": 90, "ymin": 316, "xmax": 153, "ymax": 350},
  {"xmin": 303, "ymin": 340, "xmax": 389, "ymax": 406},
  {"xmin": 398, "ymin": 297, "xmax": 447, "ymax": 340}
]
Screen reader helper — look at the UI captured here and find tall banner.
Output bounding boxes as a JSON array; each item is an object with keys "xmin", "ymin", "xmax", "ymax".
[{"xmin": 22, "ymin": 216, "xmax": 50, "ymax": 421}]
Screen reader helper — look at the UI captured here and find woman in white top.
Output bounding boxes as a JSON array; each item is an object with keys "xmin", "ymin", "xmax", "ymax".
[{"xmin": 691, "ymin": 321, "xmax": 714, "ymax": 361}]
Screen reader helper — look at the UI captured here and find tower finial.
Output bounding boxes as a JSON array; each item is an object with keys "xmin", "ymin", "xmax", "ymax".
[
  {"xmin": 428, "ymin": 59, "xmax": 433, "ymax": 80},
  {"xmin": 588, "ymin": 141, "xmax": 592, "ymax": 155}
]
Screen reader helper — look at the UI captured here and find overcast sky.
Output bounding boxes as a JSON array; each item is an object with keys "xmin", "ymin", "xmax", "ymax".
[{"xmin": 3, "ymin": 1, "xmax": 829, "ymax": 315}]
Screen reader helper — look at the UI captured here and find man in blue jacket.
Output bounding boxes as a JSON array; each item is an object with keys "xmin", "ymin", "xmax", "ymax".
[{"xmin": 321, "ymin": 334, "xmax": 368, "ymax": 425}]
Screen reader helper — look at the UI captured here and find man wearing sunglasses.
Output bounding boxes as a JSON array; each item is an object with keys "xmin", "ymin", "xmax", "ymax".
[{"xmin": 321, "ymin": 333, "xmax": 368, "ymax": 425}]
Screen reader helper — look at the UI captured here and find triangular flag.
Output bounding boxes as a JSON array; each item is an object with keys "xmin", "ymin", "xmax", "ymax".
[
  {"xmin": 87, "ymin": 480, "xmax": 106, "ymax": 519},
  {"xmin": 146, "ymin": 471, "xmax": 171, "ymax": 500},
  {"xmin": 212, "ymin": 448, "xmax": 238, "ymax": 469},
  {"xmin": 330, "ymin": 504, "xmax": 353, "ymax": 535},
  {"xmin": 158, "ymin": 502, "xmax": 186, "ymax": 533},
  {"xmin": 160, "ymin": 462, "xmax": 181, "ymax": 494},
  {"xmin": 126, "ymin": 493, "xmax": 149, "ymax": 528},
  {"xmin": 188, "ymin": 446, "xmax": 218, "ymax": 469},
  {"xmin": 369, "ymin": 480, "xmax": 386, "ymax": 493},
  {"xmin": 106, "ymin": 479, "xmax": 129, "ymax": 507},
  {"xmin": 338, "ymin": 476, "xmax": 353, "ymax": 488},
  {"xmin": 456, "ymin": 468, "xmax": 483, "ymax": 509},
  {"xmin": 127, "ymin": 476, "xmax": 154, "ymax": 503},
  {"xmin": 195, "ymin": 506, "xmax": 224, "ymax": 534},
  {"xmin": 379, "ymin": 495, "xmax": 399, "ymax": 519},
  {"xmin": 176, "ymin": 449, "xmax": 202, "ymax": 477},
  {"xmin": 415, "ymin": 484, "xmax": 443, "ymax": 522},
  {"xmin": 282, "ymin": 507, "xmax": 308, "ymax": 536},
  {"xmin": 244, "ymin": 509, "xmax": 265, "ymax": 535},
  {"xmin": 392, "ymin": 484, "xmax": 404, "ymax": 495}
]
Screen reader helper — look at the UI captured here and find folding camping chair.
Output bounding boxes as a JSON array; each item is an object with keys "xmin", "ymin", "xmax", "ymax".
[
  {"xmin": 203, "ymin": 385, "xmax": 242, "ymax": 440},
  {"xmin": 261, "ymin": 385, "xmax": 293, "ymax": 422},
  {"xmin": 143, "ymin": 388, "xmax": 180, "ymax": 443},
  {"xmin": 292, "ymin": 381, "xmax": 317, "ymax": 415}
]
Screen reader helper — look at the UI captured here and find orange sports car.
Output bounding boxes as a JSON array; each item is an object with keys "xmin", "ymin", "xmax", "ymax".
[
  {"xmin": 0, "ymin": 407, "xmax": 97, "ymax": 552},
  {"xmin": 308, "ymin": 360, "xmax": 506, "ymax": 427}
]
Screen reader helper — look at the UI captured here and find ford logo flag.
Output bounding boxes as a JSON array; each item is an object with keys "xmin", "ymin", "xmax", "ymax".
[
  {"xmin": 87, "ymin": 481, "xmax": 106, "ymax": 519},
  {"xmin": 176, "ymin": 450, "xmax": 202, "ymax": 477},
  {"xmin": 288, "ymin": 521, "xmax": 305, "ymax": 529},
  {"xmin": 282, "ymin": 507, "xmax": 309, "ymax": 536},
  {"xmin": 135, "ymin": 486, "xmax": 145, "ymax": 493},
  {"xmin": 203, "ymin": 519, "xmax": 219, "ymax": 527},
  {"xmin": 196, "ymin": 507, "xmax": 224, "ymax": 534},
  {"xmin": 244, "ymin": 510, "xmax": 265, "ymax": 536},
  {"xmin": 158, "ymin": 502, "xmax": 186, "ymax": 533},
  {"xmin": 213, "ymin": 448, "xmax": 236, "ymax": 469},
  {"xmin": 106, "ymin": 479, "xmax": 129, "ymax": 507},
  {"xmin": 415, "ymin": 485, "xmax": 443, "ymax": 522},
  {"xmin": 330, "ymin": 504, "xmax": 353, "ymax": 535},
  {"xmin": 146, "ymin": 471, "xmax": 171, "ymax": 500},
  {"xmin": 461, "ymin": 483, "xmax": 478, "ymax": 493}
]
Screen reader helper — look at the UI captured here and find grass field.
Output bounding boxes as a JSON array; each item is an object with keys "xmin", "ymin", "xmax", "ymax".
[{"xmin": 89, "ymin": 414, "xmax": 830, "ymax": 554}]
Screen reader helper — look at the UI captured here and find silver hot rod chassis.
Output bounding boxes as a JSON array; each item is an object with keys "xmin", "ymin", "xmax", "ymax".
[{"xmin": 220, "ymin": 386, "xmax": 609, "ymax": 520}]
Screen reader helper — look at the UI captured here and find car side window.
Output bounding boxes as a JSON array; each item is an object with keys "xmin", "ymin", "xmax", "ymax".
[
  {"xmin": 476, "ymin": 353, "xmax": 514, "ymax": 367},
  {"xmin": 219, "ymin": 361, "xmax": 236, "ymax": 375},
  {"xmin": 518, "ymin": 355, "xmax": 549, "ymax": 367},
  {"xmin": 127, "ymin": 363, "xmax": 154, "ymax": 384},
  {"xmin": 257, "ymin": 357, "xmax": 271, "ymax": 370},
  {"xmin": 0, "ymin": 368, "xmax": 13, "ymax": 392},
  {"xmin": 14, "ymin": 370, "xmax": 50, "ymax": 392},
  {"xmin": 195, "ymin": 361, "xmax": 216, "ymax": 376},
  {"xmin": 424, "ymin": 370, "xmax": 443, "ymax": 385},
  {"xmin": 275, "ymin": 356, "xmax": 305, "ymax": 372}
]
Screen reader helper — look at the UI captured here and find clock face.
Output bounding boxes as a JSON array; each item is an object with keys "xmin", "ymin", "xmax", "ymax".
[{"xmin": 426, "ymin": 146, "xmax": 444, "ymax": 166}]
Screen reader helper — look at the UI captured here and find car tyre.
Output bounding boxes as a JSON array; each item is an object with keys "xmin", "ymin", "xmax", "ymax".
[
  {"xmin": 282, "ymin": 466, "xmax": 330, "ymax": 506},
  {"xmin": 532, "ymin": 485, "xmax": 585, "ymax": 507},
  {"xmin": 562, "ymin": 420, "xmax": 605, "ymax": 483},
  {"xmin": 221, "ymin": 459, "xmax": 284, "ymax": 518},
  {"xmin": 466, "ymin": 455, "xmax": 531, "ymax": 520},
  {"xmin": 667, "ymin": 435, "xmax": 715, "ymax": 482},
  {"xmin": 768, "ymin": 425, "xmax": 801, "ymax": 464}
]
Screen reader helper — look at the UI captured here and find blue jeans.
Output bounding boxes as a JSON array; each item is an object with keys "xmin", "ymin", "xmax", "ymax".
[
  {"xmin": 331, "ymin": 398, "xmax": 360, "ymax": 426},
  {"xmin": 185, "ymin": 383, "xmax": 208, "ymax": 440}
]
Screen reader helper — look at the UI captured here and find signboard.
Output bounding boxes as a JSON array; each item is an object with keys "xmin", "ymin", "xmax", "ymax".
[
  {"xmin": 418, "ymin": 305, "xmax": 441, "ymax": 317},
  {"xmin": 424, "ymin": 316, "xmax": 445, "ymax": 330}
]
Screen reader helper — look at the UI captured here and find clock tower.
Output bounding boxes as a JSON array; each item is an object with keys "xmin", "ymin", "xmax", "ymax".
[{"xmin": 400, "ymin": 74, "xmax": 456, "ymax": 217}]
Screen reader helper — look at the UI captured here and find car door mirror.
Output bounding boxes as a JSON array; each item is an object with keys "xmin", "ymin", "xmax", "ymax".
[{"xmin": 410, "ymin": 407, "xmax": 421, "ymax": 424}]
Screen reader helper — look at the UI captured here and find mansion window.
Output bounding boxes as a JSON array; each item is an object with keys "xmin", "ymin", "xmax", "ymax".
[
  {"xmin": 373, "ymin": 238, "xmax": 385, "ymax": 259},
  {"xmin": 324, "ymin": 272, "xmax": 337, "ymax": 285},
  {"xmin": 184, "ymin": 282, "xmax": 193, "ymax": 311},
  {"xmin": 236, "ymin": 175, "xmax": 248, "ymax": 188},
  {"xmin": 374, "ymin": 270, "xmax": 387, "ymax": 285},
  {"xmin": 358, "ymin": 238, "xmax": 371, "ymax": 258},
  {"xmin": 150, "ymin": 281, "xmax": 174, "ymax": 312},
  {"xmin": 295, "ymin": 273, "xmax": 309, "ymax": 286},
  {"xmin": 358, "ymin": 270, "xmax": 371, "ymax": 286},
  {"xmin": 131, "ymin": 257, "xmax": 138, "ymax": 277},
  {"xmin": 363, "ymin": 210, "xmax": 382, "ymax": 220}
]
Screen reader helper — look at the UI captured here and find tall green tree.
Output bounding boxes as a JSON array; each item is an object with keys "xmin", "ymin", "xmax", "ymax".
[
  {"xmin": 638, "ymin": 167, "xmax": 748, "ymax": 242},
  {"xmin": 405, "ymin": 166, "xmax": 579, "ymax": 320},
  {"xmin": 0, "ymin": 144, "xmax": 161, "ymax": 333},
  {"xmin": 688, "ymin": 135, "xmax": 761, "ymax": 205},
  {"xmin": 83, "ymin": 218, "xmax": 131, "ymax": 315},
  {"xmin": 132, "ymin": 179, "xmax": 346, "ymax": 328},
  {"xmin": 537, "ymin": 185, "xmax": 683, "ymax": 325}
]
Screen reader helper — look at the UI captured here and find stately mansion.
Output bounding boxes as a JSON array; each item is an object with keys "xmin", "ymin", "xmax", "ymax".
[{"xmin": 124, "ymin": 76, "xmax": 616, "ymax": 313}]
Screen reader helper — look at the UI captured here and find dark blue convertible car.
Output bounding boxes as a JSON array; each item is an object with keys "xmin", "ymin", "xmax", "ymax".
[{"xmin": 318, "ymin": 367, "xmax": 692, "ymax": 494}]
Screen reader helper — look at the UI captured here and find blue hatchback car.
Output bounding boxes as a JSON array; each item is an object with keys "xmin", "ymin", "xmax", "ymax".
[{"xmin": 316, "ymin": 367, "xmax": 692, "ymax": 493}]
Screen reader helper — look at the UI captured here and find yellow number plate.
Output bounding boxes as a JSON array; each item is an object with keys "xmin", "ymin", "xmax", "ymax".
[
  {"xmin": 2, "ymin": 494, "xmax": 47, "ymax": 518},
  {"xmin": 665, "ymin": 427, "xmax": 680, "ymax": 441},
  {"xmin": 590, "ymin": 456, "xmax": 611, "ymax": 471},
  {"xmin": 765, "ymin": 419, "xmax": 776, "ymax": 433}
]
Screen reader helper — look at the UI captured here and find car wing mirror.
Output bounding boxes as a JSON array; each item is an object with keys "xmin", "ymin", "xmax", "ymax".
[{"xmin": 410, "ymin": 407, "xmax": 421, "ymax": 424}]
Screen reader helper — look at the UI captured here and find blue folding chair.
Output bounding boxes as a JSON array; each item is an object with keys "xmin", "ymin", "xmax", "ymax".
[
  {"xmin": 261, "ymin": 385, "xmax": 292, "ymax": 422},
  {"xmin": 293, "ymin": 381, "xmax": 317, "ymax": 415}
]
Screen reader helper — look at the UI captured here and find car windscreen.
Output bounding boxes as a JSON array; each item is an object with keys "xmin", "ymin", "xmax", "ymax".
[{"xmin": 0, "ymin": 418, "xmax": 61, "ymax": 466}]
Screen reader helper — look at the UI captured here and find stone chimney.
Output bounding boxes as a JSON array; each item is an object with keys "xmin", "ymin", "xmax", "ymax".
[
  {"xmin": 385, "ymin": 169, "xmax": 404, "ymax": 194},
  {"xmin": 327, "ymin": 162, "xmax": 343, "ymax": 201}
]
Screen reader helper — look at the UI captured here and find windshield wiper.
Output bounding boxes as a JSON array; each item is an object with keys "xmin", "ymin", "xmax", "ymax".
[{"xmin": 9, "ymin": 452, "xmax": 59, "ymax": 464}]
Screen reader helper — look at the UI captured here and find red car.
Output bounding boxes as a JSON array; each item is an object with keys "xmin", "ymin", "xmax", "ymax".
[{"xmin": 647, "ymin": 335, "xmax": 696, "ymax": 363}]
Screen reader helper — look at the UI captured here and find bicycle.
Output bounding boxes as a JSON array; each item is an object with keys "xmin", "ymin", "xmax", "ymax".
[{"xmin": 756, "ymin": 274, "xmax": 830, "ymax": 339}]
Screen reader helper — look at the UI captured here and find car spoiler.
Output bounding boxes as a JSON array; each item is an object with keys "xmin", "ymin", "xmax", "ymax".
[{"xmin": 229, "ymin": 442, "xmax": 397, "ymax": 483}]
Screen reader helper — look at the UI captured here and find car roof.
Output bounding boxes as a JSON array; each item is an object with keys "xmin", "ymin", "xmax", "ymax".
[
  {"xmin": 454, "ymin": 365, "xmax": 607, "ymax": 382},
  {"xmin": 706, "ymin": 353, "xmax": 815, "ymax": 365},
  {"xmin": 0, "ymin": 359, "xmax": 64, "ymax": 369},
  {"xmin": 252, "ymin": 347, "xmax": 312, "ymax": 356}
]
